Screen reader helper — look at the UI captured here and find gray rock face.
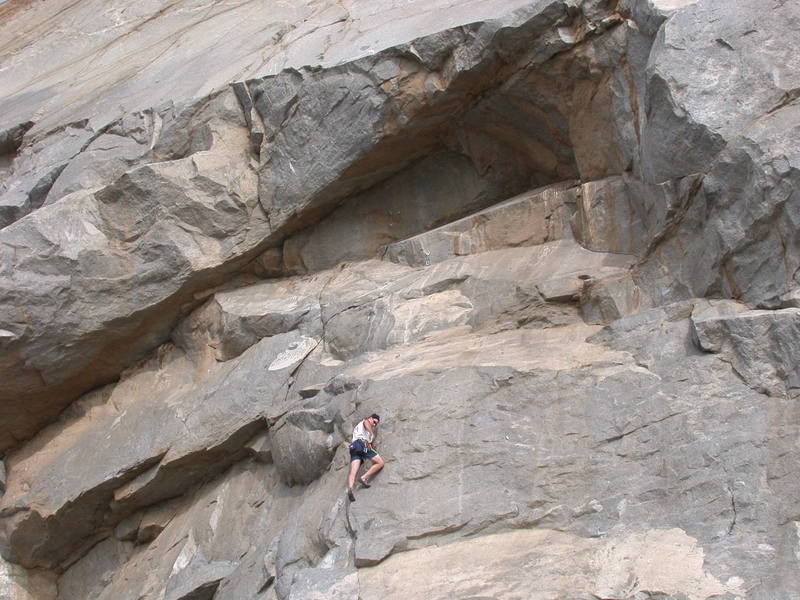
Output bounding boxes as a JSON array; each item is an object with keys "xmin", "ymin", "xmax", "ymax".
[
  {"xmin": 287, "ymin": 568, "xmax": 358, "ymax": 600},
  {"xmin": 632, "ymin": 0, "xmax": 800, "ymax": 308},
  {"xmin": 0, "ymin": 555, "xmax": 56, "ymax": 600},
  {"xmin": 271, "ymin": 411, "xmax": 340, "ymax": 487},
  {"xmin": 381, "ymin": 181, "xmax": 578, "ymax": 267},
  {"xmin": 691, "ymin": 301, "xmax": 800, "ymax": 398},
  {"xmin": 0, "ymin": 329, "xmax": 308, "ymax": 568},
  {"xmin": 637, "ymin": 100, "xmax": 800, "ymax": 307},
  {"xmin": 0, "ymin": 123, "xmax": 94, "ymax": 229},
  {"xmin": 282, "ymin": 151, "xmax": 506, "ymax": 274},
  {"xmin": 0, "ymin": 88, "xmax": 268, "ymax": 450},
  {"xmin": 572, "ymin": 176, "xmax": 649, "ymax": 255},
  {"xmin": 639, "ymin": 0, "xmax": 799, "ymax": 184},
  {"xmin": 173, "ymin": 274, "xmax": 328, "ymax": 361},
  {"xmin": 0, "ymin": 0, "xmax": 631, "ymax": 450},
  {"xmin": 0, "ymin": 0, "xmax": 540, "ymax": 137},
  {"xmin": 0, "ymin": 237, "xmax": 631, "ymax": 570},
  {"xmin": 0, "ymin": 0, "xmax": 799, "ymax": 599}
]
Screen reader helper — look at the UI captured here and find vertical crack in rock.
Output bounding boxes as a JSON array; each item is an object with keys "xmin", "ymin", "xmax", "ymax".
[
  {"xmin": 634, "ymin": 172, "xmax": 705, "ymax": 267},
  {"xmin": 726, "ymin": 483, "xmax": 738, "ymax": 535}
]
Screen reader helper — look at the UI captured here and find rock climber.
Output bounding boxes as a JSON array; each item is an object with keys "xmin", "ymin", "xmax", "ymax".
[{"xmin": 346, "ymin": 413, "xmax": 384, "ymax": 501}]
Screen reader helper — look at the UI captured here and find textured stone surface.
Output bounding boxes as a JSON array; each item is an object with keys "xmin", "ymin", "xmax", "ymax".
[
  {"xmin": 0, "ymin": 0, "xmax": 629, "ymax": 450},
  {"xmin": 572, "ymin": 175, "xmax": 648, "ymax": 255},
  {"xmin": 0, "ymin": 556, "xmax": 56, "ymax": 600},
  {"xmin": 0, "ymin": 88, "xmax": 266, "ymax": 450},
  {"xmin": 0, "ymin": 0, "xmax": 798, "ymax": 599},
  {"xmin": 639, "ymin": 0, "xmax": 799, "ymax": 184},
  {"xmin": 0, "ymin": 329, "xmax": 307, "ymax": 568},
  {"xmin": 0, "ymin": 239, "xmax": 630, "ymax": 569},
  {"xmin": 173, "ymin": 273, "xmax": 328, "ymax": 361},
  {"xmin": 271, "ymin": 410, "xmax": 341, "ymax": 487},
  {"xmin": 632, "ymin": 0, "xmax": 800, "ymax": 308},
  {"xmin": 288, "ymin": 568, "xmax": 358, "ymax": 600},
  {"xmin": 40, "ymin": 298, "xmax": 795, "ymax": 599},
  {"xmin": 57, "ymin": 538, "xmax": 135, "ymax": 600},
  {"xmin": 580, "ymin": 271, "xmax": 645, "ymax": 325},
  {"xmin": 359, "ymin": 528, "xmax": 737, "ymax": 600},
  {"xmin": 282, "ymin": 151, "xmax": 505, "ymax": 274},
  {"xmin": 381, "ymin": 181, "xmax": 577, "ymax": 266},
  {"xmin": 0, "ymin": 0, "xmax": 545, "ymax": 137},
  {"xmin": 636, "ymin": 101, "xmax": 800, "ymax": 308},
  {"xmin": 692, "ymin": 301, "xmax": 800, "ymax": 398}
]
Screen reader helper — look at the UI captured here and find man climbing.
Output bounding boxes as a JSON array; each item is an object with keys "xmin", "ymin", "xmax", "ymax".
[{"xmin": 347, "ymin": 413, "xmax": 384, "ymax": 502}]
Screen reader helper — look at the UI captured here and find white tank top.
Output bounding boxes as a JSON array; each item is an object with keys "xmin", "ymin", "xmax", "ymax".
[{"xmin": 352, "ymin": 420, "xmax": 373, "ymax": 443}]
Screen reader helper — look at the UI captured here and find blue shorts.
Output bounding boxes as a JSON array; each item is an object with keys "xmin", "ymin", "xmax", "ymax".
[{"xmin": 349, "ymin": 439, "xmax": 377, "ymax": 462}]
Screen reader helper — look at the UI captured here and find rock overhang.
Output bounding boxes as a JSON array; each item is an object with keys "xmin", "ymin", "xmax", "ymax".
[{"xmin": 0, "ymin": 0, "xmax": 799, "ymax": 598}]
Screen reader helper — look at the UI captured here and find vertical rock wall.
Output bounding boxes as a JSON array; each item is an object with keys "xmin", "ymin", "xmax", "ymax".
[{"xmin": 0, "ymin": 0, "xmax": 798, "ymax": 599}]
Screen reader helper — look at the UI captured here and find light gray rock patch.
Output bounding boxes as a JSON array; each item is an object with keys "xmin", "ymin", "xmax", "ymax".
[
  {"xmin": 287, "ymin": 567, "xmax": 358, "ymax": 600},
  {"xmin": 639, "ymin": 0, "xmax": 799, "ymax": 183}
]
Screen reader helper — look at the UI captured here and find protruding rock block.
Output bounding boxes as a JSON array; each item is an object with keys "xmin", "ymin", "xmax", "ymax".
[
  {"xmin": 632, "ymin": 0, "xmax": 800, "ymax": 308},
  {"xmin": 324, "ymin": 290, "xmax": 473, "ymax": 361},
  {"xmin": 173, "ymin": 275, "xmax": 327, "ymax": 361},
  {"xmin": 0, "ymin": 89, "xmax": 265, "ymax": 451},
  {"xmin": 164, "ymin": 560, "xmax": 237, "ymax": 600},
  {"xmin": 639, "ymin": 0, "xmax": 797, "ymax": 184},
  {"xmin": 380, "ymin": 181, "xmax": 578, "ymax": 266},
  {"xmin": 137, "ymin": 498, "xmax": 181, "ymax": 544},
  {"xmin": 580, "ymin": 272, "xmax": 644, "ymax": 325},
  {"xmin": 571, "ymin": 176, "xmax": 647, "ymax": 255},
  {"xmin": 271, "ymin": 411, "xmax": 339, "ymax": 487},
  {"xmin": 691, "ymin": 301, "xmax": 800, "ymax": 397}
]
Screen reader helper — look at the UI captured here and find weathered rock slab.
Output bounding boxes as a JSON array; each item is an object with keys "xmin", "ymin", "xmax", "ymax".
[
  {"xmin": 691, "ymin": 301, "xmax": 800, "ymax": 398},
  {"xmin": 572, "ymin": 175, "xmax": 648, "ymax": 255},
  {"xmin": 0, "ymin": 88, "xmax": 267, "ymax": 450},
  {"xmin": 0, "ymin": 0, "xmax": 540, "ymax": 137},
  {"xmin": 636, "ymin": 101, "xmax": 800, "ymax": 308},
  {"xmin": 0, "ymin": 330, "xmax": 310, "ymax": 568},
  {"xmin": 380, "ymin": 180, "xmax": 577, "ymax": 267},
  {"xmin": 359, "ymin": 528, "xmax": 738, "ymax": 600},
  {"xmin": 287, "ymin": 568, "xmax": 358, "ymax": 600},
  {"xmin": 639, "ymin": 0, "xmax": 800, "ymax": 184},
  {"xmin": 0, "ymin": 0, "xmax": 631, "ymax": 451}
]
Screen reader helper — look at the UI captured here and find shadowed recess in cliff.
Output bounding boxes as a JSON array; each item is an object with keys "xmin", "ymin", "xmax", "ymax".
[
  {"xmin": 254, "ymin": 6, "xmax": 639, "ymax": 275},
  {"xmin": 0, "ymin": 0, "xmax": 633, "ymax": 453}
]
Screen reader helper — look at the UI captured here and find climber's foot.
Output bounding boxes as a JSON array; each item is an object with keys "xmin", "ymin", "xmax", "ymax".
[
  {"xmin": 347, "ymin": 488, "xmax": 356, "ymax": 502},
  {"xmin": 359, "ymin": 477, "xmax": 371, "ymax": 488}
]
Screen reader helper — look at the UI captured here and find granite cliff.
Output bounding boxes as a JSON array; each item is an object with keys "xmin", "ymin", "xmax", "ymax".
[{"xmin": 0, "ymin": 0, "xmax": 798, "ymax": 598}]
